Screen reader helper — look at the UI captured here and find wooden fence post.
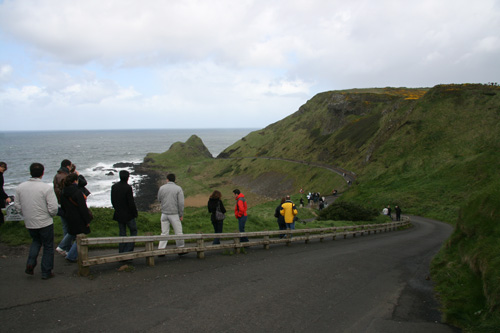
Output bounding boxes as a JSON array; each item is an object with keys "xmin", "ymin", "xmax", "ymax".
[
  {"xmin": 145, "ymin": 232, "xmax": 155, "ymax": 267},
  {"xmin": 234, "ymin": 237, "xmax": 241, "ymax": 254},
  {"xmin": 263, "ymin": 235, "xmax": 270, "ymax": 250},
  {"xmin": 77, "ymin": 234, "xmax": 90, "ymax": 277},
  {"xmin": 197, "ymin": 238, "xmax": 205, "ymax": 259}
]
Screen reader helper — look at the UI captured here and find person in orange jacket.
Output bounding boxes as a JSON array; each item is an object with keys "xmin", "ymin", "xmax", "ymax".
[{"xmin": 233, "ymin": 189, "xmax": 248, "ymax": 242}]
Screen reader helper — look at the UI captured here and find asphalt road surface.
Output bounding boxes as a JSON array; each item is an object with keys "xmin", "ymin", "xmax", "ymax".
[{"xmin": 0, "ymin": 216, "xmax": 460, "ymax": 332}]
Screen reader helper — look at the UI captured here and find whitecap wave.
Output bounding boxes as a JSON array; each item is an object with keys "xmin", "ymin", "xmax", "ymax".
[{"xmin": 83, "ymin": 159, "xmax": 144, "ymax": 208}]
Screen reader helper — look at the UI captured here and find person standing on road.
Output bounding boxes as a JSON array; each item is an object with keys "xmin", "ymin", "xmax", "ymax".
[
  {"xmin": 274, "ymin": 197, "xmax": 286, "ymax": 238},
  {"xmin": 280, "ymin": 195, "xmax": 298, "ymax": 238},
  {"xmin": 61, "ymin": 173, "xmax": 92, "ymax": 263},
  {"xmin": 53, "ymin": 159, "xmax": 72, "ymax": 256},
  {"xmin": 54, "ymin": 162, "xmax": 90, "ymax": 256},
  {"xmin": 157, "ymin": 174, "xmax": 185, "ymax": 252},
  {"xmin": 233, "ymin": 189, "xmax": 248, "ymax": 242},
  {"xmin": 395, "ymin": 205, "xmax": 402, "ymax": 221},
  {"xmin": 387, "ymin": 205, "xmax": 392, "ymax": 220},
  {"xmin": 207, "ymin": 190, "xmax": 226, "ymax": 245},
  {"xmin": 0, "ymin": 162, "xmax": 12, "ymax": 226},
  {"xmin": 14, "ymin": 163, "xmax": 59, "ymax": 279},
  {"xmin": 111, "ymin": 170, "xmax": 138, "ymax": 253}
]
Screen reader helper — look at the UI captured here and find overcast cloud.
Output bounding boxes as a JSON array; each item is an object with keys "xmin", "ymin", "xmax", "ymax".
[{"xmin": 1, "ymin": 0, "xmax": 499, "ymax": 131}]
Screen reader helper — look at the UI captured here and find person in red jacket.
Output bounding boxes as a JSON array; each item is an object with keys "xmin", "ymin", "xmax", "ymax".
[{"xmin": 233, "ymin": 189, "xmax": 248, "ymax": 242}]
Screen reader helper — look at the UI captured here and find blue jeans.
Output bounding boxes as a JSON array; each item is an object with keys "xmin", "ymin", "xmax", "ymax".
[
  {"xmin": 58, "ymin": 208, "xmax": 68, "ymax": 235},
  {"xmin": 238, "ymin": 215, "xmax": 249, "ymax": 242},
  {"xmin": 58, "ymin": 232, "xmax": 74, "ymax": 252},
  {"xmin": 27, "ymin": 224, "xmax": 54, "ymax": 277},
  {"xmin": 286, "ymin": 222, "xmax": 295, "ymax": 238},
  {"xmin": 277, "ymin": 219, "xmax": 287, "ymax": 238},
  {"xmin": 118, "ymin": 218, "xmax": 138, "ymax": 253},
  {"xmin": 66, "ymin": 240, "xmax": 78, "ymax": 261},
  {"xmin": 212, "ymin": 220, "xmax": 223, "ymax": 244}
]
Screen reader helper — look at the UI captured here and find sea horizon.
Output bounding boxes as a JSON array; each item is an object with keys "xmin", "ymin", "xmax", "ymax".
[{"xmin": 0, "ymin": 127, "xmax": 257, "ymax": 133}]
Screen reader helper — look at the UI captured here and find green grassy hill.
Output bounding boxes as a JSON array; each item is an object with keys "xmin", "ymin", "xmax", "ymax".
[{"xmin": 220, "ymin": 84, "xmax": 500, "ymax": 223}]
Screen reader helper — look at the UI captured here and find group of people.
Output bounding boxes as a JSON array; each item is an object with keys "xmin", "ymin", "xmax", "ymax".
[
  {"xmin": 155, "ymin": 175, "xmax": 249, "ymax": 253},
  {"xmin": 4, "ymin": 160, "xmax": 94, "ymax": 279},
  {"xmin": 1, "ymin": 159, "xmax": 253, "ymax": 278},
  {"xmin": 382, "ymin": 204, "xmax": 402, "ymax": 221}
]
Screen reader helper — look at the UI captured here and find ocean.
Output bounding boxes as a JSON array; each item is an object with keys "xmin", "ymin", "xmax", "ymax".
[{"xmin": 0, "ymin": 129, "xmax": 255, "ymax": 208}]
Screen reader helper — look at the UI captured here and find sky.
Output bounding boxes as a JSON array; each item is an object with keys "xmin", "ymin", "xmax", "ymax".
[{"xmin": 0, "ymin": 0, "xmax": 499, "ymax": 131}]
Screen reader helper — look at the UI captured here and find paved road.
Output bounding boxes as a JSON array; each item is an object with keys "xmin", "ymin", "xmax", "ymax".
[{"xmin": 0, "ymin": 216, "xmax": 459, "ymax": 332}]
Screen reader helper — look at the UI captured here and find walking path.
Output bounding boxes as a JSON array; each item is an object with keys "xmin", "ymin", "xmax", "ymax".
[{"xmin": 0, "ymin": 216, "xmax": 458, "ymax": 332}]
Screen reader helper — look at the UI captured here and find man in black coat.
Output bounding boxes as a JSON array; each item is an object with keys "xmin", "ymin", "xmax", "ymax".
[
  {"xmin": 0, "ymin": 162, "xmax": 12, "ymax": 226},
  {"xmin": 111, "ymin": 171, "xmax": 138, "ymax": 253}
]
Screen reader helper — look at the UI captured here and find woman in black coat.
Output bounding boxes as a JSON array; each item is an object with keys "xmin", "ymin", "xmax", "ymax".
[
  {"xmin": 274, "ymin": 197, "xmax": 286, "ymax": 238},
  {"xmin": 61, "ymin": 173, "xmax": 92, "ymax": 262},
  {"xmin": 207, "ymin": 190, "xmax": 226, "ymax": 245}
]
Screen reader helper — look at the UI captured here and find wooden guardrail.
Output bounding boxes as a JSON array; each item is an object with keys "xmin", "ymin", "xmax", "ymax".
[{"xmin": 76, "ymin": 218, "xmax": 411, "ymax": 276}]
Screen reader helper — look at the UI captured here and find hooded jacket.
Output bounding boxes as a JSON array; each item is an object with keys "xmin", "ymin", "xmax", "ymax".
[
  {"xmin": 61, "ymin": 183, "xmax": 91, "ymax": 235},
  {"xmin": 280, "ymin": 200, "xmax": 298, "ymax": 223},
  {"xmin": 234, "ymin": 193, "xmax": 247, "ymax": 218},
  {"xmin": 111, "ymin": 180, "xmax": 138, "ymax": 223}
]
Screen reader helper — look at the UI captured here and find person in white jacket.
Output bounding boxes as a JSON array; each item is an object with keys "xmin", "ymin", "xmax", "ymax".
[
  {"xmin": 157, "ymin": 173, "xmax": 185, "ymax": 252},
  {"xmin": 15, "ymin": 163, "xmax": 59, "ymax": 279}
]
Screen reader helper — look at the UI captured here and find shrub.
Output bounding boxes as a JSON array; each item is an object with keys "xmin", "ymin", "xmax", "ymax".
[{"xmin": 317, "ymin": 201, "xmax": 378, "ymax": 221}]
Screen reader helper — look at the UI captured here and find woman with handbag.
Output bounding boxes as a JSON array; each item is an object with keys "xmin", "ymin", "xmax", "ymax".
[
  {"xmin": 207, "ymin": 190, "xmax": 226, "ymax": 245},
  {"xmin": 61, "ymin": 173, "xmax": 92, "ymax": 263}
]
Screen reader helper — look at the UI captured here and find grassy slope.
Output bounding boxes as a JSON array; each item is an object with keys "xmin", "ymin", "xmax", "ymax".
[
  {"xmin": 431, "ymin": 188, "xmax": 500, "ymax": 331},
  {"xmin": 218, "ymin": 83, "xmax": 500, "ymax": 330},
  {"xmin": 343, "ymin": 84, "xmax": 500, "ymax": 222}
]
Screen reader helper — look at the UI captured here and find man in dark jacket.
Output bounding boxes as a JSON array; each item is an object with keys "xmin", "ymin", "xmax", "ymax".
[
  {"xmin": 0, "ymin": 162, "xmax": 12, "ymax": 226},
  {"xmin": 111, "ymin": 171, "xmax": 138, "ymax": 253}
]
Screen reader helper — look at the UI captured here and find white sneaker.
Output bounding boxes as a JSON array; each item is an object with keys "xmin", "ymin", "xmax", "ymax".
[{"xmin": 56, "ymin": 247, "xmax": 67, "ymax": 256}]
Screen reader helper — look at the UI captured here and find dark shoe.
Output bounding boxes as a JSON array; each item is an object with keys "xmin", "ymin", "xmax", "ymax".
[
  {"xmin": 41, "ymin": 273, "xmax": 55, "ymax": 280},
  {"xmin": 158, "ymin": 255, "xmax": 165, "ymax": 258},
  {"xmin": 66, "ymin": 258, "xmax": 77, "ymax": 263},
  {"xmin": 178, "ymin": 252, "xmax": 187, "ymax": 256},
  {"xmin": 25, "ymin": 264, "xmax": 34, "ymax": 275}
]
